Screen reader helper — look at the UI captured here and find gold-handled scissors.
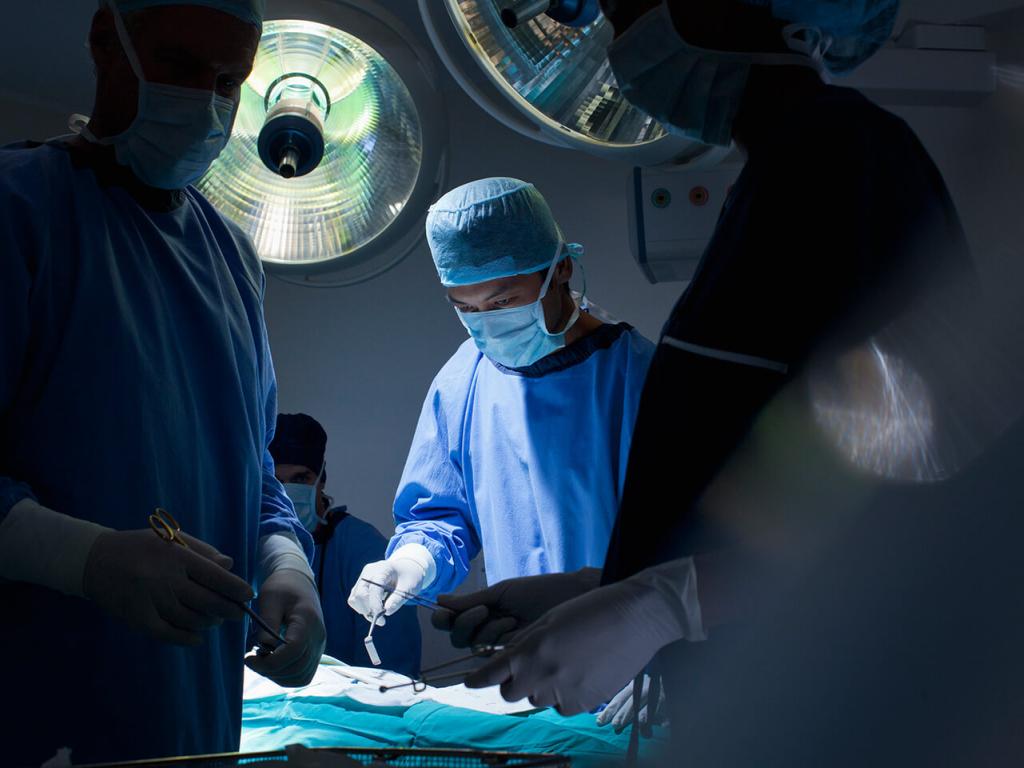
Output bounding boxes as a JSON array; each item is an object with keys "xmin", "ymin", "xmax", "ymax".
[
  {"xmin": 147, "ymin": 507, "xmax": 287, "ymax": 651},
  {"xmin": 149, "ymin": 507, "xmax": 188, "ymax": 547}
]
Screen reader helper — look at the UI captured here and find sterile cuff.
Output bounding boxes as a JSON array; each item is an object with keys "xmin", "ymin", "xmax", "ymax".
[
  {"xmin": 0, "ymin": 498, "xmax": 112, "ymax": 597},
  {"xmin": 257, "ymin": 531, "xmax": 315, "ymax": 589},
  {"xmin": 389, "ymin": 542, "xmax": 437, "ymax": 592},
  {"xmin": 629, "ymin": 557, "xmax": 708, "ymax": 643}
]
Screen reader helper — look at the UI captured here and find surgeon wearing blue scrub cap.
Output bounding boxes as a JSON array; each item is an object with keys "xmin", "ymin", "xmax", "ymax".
[
  {"xmin": 0, "ymin": 1, "xmax": 326, "ymax": 764},
  {"xmin": 445, "ymin": 1, "xmax": 983, "ymax": 761},
  {"xmin": 348, "ymin": 179, "xmax": 656, "ymax": 700}
]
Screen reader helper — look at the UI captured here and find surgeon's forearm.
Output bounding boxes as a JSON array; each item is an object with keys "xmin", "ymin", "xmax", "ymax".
[{"xmin": 0, "ymin": 498, "xmax": 111, "ymax": 596}]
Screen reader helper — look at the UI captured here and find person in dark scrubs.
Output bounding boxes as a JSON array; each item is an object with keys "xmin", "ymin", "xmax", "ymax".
[
  {"xmin": 271, "ymin": 414, "xmax": 421, "ymax": 677},
  {"xmin": 433, "ymin": 3, "xmax": 1009, "ymax": 763}
]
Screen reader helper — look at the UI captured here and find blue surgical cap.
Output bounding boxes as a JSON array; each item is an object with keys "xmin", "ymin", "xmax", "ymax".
[
  {"xmin": 427, "ymin": 178, "xmax": 579, "ymax": 287},
  {"xmin": 769, "ymin": 0, "xmax": 899, "ymax": 73},
  {"xmin": 105, "ymin": 0, "xmax": 264, "ymax": 27}
]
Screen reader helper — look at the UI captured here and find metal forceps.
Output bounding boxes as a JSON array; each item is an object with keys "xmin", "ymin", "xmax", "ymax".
[
  {"xmin": 147, "ymin": 507, "xmax": 287, "ymax": 650},
  {"xmin": 378, "ymin": 644, "xmax": 510, "ymax": 693},
  {"xmin": 358, "ymin": 577, "xmax": 441, "ymax": 612},
  {"xmin": 360, "ymin": 577, "xmax": 442, "ymax": 667}
]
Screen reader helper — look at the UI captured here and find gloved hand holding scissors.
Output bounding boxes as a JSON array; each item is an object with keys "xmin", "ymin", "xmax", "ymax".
[
  {"xmin": 348, "ymin": 544, "xmax": 437, "ymax": 626},
  {"xmin": 84, "ymin": 526, "xmax": 254, "ymax": 646},
  {"xmin": 463, "ymin": 559, "xmax": 705, "ymax": 715},
  {"xmin": 431, "ymin": 568, "xmax": 602, "ymax": 648}
]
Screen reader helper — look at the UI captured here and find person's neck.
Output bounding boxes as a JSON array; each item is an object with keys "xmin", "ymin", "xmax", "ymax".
[
  {"xmin": 559, "ymin": 291, "xmax": 603, "ymax": 346},
  {"xmin": 732, "ymin": 65, "xmax": 827, "ymax": 154}
]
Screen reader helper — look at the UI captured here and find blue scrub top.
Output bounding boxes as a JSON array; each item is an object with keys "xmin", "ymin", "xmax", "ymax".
[
  {"xmin": 388, "ymin": 323, "xmax": 655, "ymax": 598},
  {"xmin": 313, "ymin": 508, "xmax": 422, "ymax": 677},
  {"xmin": 0, "ymin": 141, "xmax": 312, "ymax": 765}
]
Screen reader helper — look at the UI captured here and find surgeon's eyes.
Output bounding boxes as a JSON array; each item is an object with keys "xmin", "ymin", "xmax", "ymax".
[
  {"xmin": 493, "ymin": 298, "xmax": 514, "ymax": 307},
  {"xmin": 217, "ymin": 74, "xmax": 247, "ymax": 97}
]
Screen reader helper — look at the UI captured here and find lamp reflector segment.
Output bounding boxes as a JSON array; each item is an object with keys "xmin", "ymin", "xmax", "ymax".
[
  {"xmin": 198, "ymin": 19, "xmax": 424, "ymax": 268},
  {"xmin": 444, "ymin": 0, "xmax": 667, "ymax": 148}
]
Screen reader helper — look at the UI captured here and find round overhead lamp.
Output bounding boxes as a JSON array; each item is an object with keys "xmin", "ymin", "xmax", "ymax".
[
  {"xmin": 419, "ymin": 0, "xmax": 717, "ymax": 167},
  {"xmin": 197, "ymin": 1, "xmax": 448, "ymax": 287}
]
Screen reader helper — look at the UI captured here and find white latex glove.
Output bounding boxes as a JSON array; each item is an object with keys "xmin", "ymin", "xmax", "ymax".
[
  {"xmin": 431, "ymin": 568, "xmax": 602, "ymax": 648},
  {"xmin": 83, "ymin": 529, "xmax": 254, "ymax": 645},
  {"xmin": 347, "ymin": 544, "xmax": 435, "ymax": 625},
  {"xmin": 244, "ymin": 568, "xmax": 326, "ymax": 687},
  {"xmin": 465, "ymin": 573, "xmax": 689, "ymax": 715},
  {"xmin": 596, "ymin": 674, "xmax": 667, "ymax": 734}
]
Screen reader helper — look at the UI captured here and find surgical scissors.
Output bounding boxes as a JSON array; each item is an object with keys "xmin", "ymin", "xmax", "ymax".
[
  {"xmin": 378, "ymin": 644, "xmax": 510, "ymax": 693},
  {"xmin": 149, "ymin": 507, "xmax": 187, "ymax": 547},
  {"xmin": 148, "ymin": 507, "xmax": 287, "ymax": 650}
]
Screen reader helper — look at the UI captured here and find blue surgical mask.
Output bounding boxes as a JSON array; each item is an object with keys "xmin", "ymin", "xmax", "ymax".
[
  {"xmin": 607, "ymin": 3, "xmax": 826, "ymax": 147},
  {"xmin": 457, "ymin": 243, "xmax": 582, "ymax": 370},
  {"xmin": 80, "ymin": 0, "xmax": 239, "ymax": 189},
  {"xmin": 283, "ymin": 464, "xmax": 325, "ymax": 532}
]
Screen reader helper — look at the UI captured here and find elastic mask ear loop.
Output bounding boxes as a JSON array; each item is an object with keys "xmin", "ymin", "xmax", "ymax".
[
  {"xmin": 537, "ymin": 239, "xmax": 567, "ymax": 302},
  {"xmin": 314, "ymin": 462, "xmax": 328, "ymax": 525},
  {"xmin": 80, "ymin": 1, "xmax": 146, "ymax": 146},
  {"xmin": 106, "ymin": 0, "xmax": 148, "ymax": 84},
  {"xmin": 543, "ymin": 241, "xmax": 581, "ymax": 338},
  {"xmin": 782, "ymin": 24, "xmax": 835, "ymax": 82}
]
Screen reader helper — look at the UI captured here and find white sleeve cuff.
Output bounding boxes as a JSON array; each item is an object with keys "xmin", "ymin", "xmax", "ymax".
[
  {"xmin": 629, "ymin": 557, "xmax": 708, "ymax": 643},
  {"xmin": 257, "ymin": 531, "xmax": 315, "ymax": 588},
  {"xmin": 0, "ymin": 498, "xmax": 112, "ymax": 597},
  {"xmin": 389, "ymin": 542, "xmax": 437, "ymax": 591}
]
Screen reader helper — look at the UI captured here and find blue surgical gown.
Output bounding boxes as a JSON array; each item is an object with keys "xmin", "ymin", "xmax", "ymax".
[
  {"xmin": 313, "ymin": 508, "xmax": 422, "ymax": 677},
  {"xmin": 0, "ymin": 141, "xmax": 312, "ymax": 765},
  {"xmin": 387, "ymin": 323, "xmax": 655, "ymax": 598}
]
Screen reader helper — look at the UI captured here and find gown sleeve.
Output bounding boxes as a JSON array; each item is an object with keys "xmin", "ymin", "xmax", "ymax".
[
  {"xmin": 387, "ymin": 379, "xmax": 480, "ymax": 600},
  {"xmin": 0, "ymin": 165, "xmax": 39, "ymax": 521},
  {"xmin": 255, "ymin": 276, "xmax": 314, "ymax": 562},
  {"xmin": 603, "ymin": 104, "xmax": 973, "ymax": 583}
]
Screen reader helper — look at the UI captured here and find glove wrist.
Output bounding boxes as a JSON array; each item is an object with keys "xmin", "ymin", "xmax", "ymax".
[
  {"xmin": 389, "ymin": 542, "xmax": 437, "ymax": 592},
  {"xmin": 257, "ymin": 532, "xmax": 315, "ymax": 589},
  {"xmin": 621, "ymin": 557, "xmax": 707, "ymax": 644},
  {"xmin": 0, "ymin": 498, "xmax": 112, "ymax": 597}
]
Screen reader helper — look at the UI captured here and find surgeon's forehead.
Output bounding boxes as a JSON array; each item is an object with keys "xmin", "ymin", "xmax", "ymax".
[
  {"xmin": 129, "ymin": 5, "xmax": 259, "ymax": 68},
  {"xmin": 446, "ymin": 274, "xmax": 535, "ymax": 302}
]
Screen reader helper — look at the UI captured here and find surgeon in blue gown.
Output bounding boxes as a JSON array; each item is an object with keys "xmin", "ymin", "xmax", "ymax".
[
  {"xmin": 347, "ymin": 177, "xmax": 655, "ymax": 641},
  {"xmin": 271, "ymin": 413, "xmax": 422, "ymax": 677},
  {"xmin": 0, "ymin": 1, "xmax": 325, "ymax": 764}
]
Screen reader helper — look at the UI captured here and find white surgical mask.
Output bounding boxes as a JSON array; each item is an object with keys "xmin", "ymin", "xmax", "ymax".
[
  {"xmin": 457, "ymin": 243, "xmax": 582, "ymax": 370},
  {"xmin": 80, "ymin": 0, "xmax": 239, "ymax": 189},
  {"xmin": 607, "ymin": 3, "xmax": 830, "ymax": 147}
]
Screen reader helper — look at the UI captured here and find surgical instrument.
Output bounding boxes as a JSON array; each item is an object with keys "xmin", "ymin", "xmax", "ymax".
[
  {"xmin": 358, "ymin": 577, "xmax": 442, "ymax": 612},
  {"xmin": 364, "ymin": 611, "xmax": 383, "ymax": 666},
  {"xmin": 378, "ymin": 645, "xmax": 509, "ymax": 693},
  {"xmin": 149, "ymin": 507, "xmax": 287, "ymax": 650}
]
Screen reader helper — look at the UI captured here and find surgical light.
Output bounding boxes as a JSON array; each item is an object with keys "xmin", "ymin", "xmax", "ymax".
[
  {"xmin": 197, "ymin": 17, "xmax": 435, "ymax": 278},
  {"xmin": 420, "ymin": 0, "xmax": 706, "ymax": 165}
]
